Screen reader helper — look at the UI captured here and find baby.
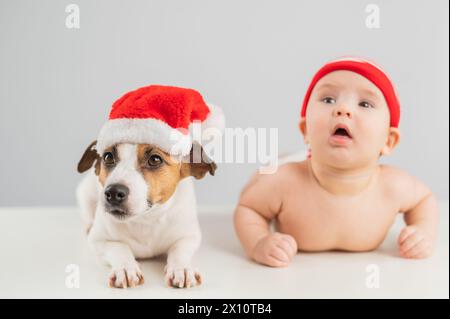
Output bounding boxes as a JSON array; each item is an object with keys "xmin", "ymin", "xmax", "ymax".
[{"xmin": 234, "ymin": 57, "xmax": 439, "ymax": 267}]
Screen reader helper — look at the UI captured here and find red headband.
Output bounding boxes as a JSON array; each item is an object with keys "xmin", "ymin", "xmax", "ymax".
[{"xmin": 300, "ymin": 58, "xmax": 401, "ymax": 127}]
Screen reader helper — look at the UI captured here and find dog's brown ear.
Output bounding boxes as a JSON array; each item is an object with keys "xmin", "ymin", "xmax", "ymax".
[
  {"xmin": 77, "ymin": 140, "xmax": 100, "ymax": 174},
  {"xmin": 182, "ymin": 141, "xmax": 217, "ymax": 179}
]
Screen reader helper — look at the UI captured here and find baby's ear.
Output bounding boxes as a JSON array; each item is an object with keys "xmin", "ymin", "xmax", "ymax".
[
  {"xmin": 299, "ymin": 118, "xmax": 309, "ymax": 144},
  {"xmin": 381, "ymin": 127, "xmax": 400, "ymax": 156}
]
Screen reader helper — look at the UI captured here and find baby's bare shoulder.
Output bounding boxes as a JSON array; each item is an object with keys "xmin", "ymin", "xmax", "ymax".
[
  {"xmin": 380, "ymin": 164, "xmax": 405, "ymax": 178},
  {"xmin": 278, "ymin": 160, "xmax": 308, "ymax": 172},
  {"xmin": 242, "ymin": 161, "xmax": 308, "ymax": 194},
  {"xmin": 379, "ymin": 165, "xmax": 414, "ymax": 193},
  {"xmin": 237, "ymin": 161, "xmax": 309, "ymax": 217},
  {"xmin": 379, "ymin": 164, "xmax": 416, "ymax": 186},
  {"xmin": 379, "ymin": 165, "xmax": 432, "ymax": 211},
  {"xmin": 272, "ymin": 160, "xmax": 309, "ymax": 184}
]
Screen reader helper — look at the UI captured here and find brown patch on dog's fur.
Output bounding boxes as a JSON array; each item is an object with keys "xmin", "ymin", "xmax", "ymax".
[
  {"xmin": 97, "ymin": 146, "xmax": 116, "ymax": 187},
  {"xmin": 98, "ymin": 164, "xmax": 108, "ymax": 187},
  {"xmin": 137, "ymin": 145, "xmax": 184, "ymax": 204},
  {"xmin": 94, "ymin": 159, "xmax": 101, "ymax": 176},
  {"xmin": 137, "ymin": 143, "xmax": 217, "ymax": 205}
]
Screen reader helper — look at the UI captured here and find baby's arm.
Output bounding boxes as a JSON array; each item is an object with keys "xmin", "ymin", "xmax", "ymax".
[
  {"xmin": 394, "ymin": 169, "xmax": 439, "ymax": 259},
  {"xmin": 234, "ymin": 172, "xmax": 298, "ymax": 267}
]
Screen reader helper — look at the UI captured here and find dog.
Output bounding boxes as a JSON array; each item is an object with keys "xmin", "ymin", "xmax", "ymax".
[{"xmin": 76, "ymin": 140, "xmax": 216, "ymax": 288}]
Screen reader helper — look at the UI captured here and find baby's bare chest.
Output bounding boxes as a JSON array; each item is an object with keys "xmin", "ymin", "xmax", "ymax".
[{"xmin": 277, "ymin": 189, "xmax": 400, "ymax": 251}]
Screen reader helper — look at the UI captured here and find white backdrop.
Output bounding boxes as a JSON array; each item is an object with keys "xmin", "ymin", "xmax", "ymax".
[{"xmin": 0, "ymin": 0, "xmax": 448, "ymax": 206}]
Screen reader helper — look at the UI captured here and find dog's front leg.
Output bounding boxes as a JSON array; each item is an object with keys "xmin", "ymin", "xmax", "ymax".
[
  {"xmin": 165, "ymin": 236, "xmax": 202, "ymax": 288},
  {"xmin": 91, "ymin": 240, "xmax": 144, "ymax": 288}
]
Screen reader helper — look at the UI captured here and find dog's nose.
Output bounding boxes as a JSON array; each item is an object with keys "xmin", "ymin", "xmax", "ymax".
[{"xmin": 104, "ymin": 184, "xmax": 129, "ymax": 205}]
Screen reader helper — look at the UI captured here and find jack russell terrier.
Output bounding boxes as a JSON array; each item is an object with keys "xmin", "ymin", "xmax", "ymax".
[{"xmin": 75, "ymin": 85, "xmax": 224, "ymax": 289}]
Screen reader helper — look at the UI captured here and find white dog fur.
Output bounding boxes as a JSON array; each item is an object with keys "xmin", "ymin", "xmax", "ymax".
[{"xmin": 76, "ymin": 143, "xmax": 213, "ymax": 288}]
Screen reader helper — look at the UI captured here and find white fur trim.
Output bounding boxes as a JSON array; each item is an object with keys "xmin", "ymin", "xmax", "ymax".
[
  {"xmin": 194, "ymin": 103, "xmax": 225, "ymax": 161},
  {"xmin": 96, "ymin": 118, "xmax": 192, "ymax": 156}
]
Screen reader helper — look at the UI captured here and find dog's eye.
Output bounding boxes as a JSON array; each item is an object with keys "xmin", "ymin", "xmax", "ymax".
[
  {"xmin": 148, "ymin": 154, "xmax": 163, "ymax": 167},
  {"xmin": 103, "ymin": 152, "xmax": 115, "ymax": 166}
]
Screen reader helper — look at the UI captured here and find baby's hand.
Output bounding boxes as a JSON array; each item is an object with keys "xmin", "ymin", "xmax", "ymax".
[
  {"xmin": 398, "ymin": 225, "xmax": 434, "ymax": 259},
  {"xmin": 252, "ymin": 232, "xmax": 298, "ymax": 267}
]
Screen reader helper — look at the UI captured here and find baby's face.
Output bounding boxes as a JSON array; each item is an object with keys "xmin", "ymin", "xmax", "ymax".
[{"xmin": 302, "ymin": 70, "xmax": 398, "ymax": 166}]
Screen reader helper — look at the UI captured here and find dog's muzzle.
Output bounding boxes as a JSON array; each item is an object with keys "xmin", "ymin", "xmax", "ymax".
[
  {"xmin": 104, "ymin": 183, "xmax": 131, "ymax": 219},
  {"xmin": 105, "ymin": 183, "xmax": 129, "ymax": 206}
]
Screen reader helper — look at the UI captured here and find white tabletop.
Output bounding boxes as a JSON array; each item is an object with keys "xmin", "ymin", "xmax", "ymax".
[{"xmin": 0, "ymin": 202, "xmax": 448, "ymax": 299}]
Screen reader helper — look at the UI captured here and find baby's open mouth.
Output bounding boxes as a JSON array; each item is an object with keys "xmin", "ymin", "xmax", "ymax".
[
  {"xmin": 329, "ymin": 124, "xmax": 353, "ymax": 146},
  {"xmin": 333, "ymin": 127, "xmax": 352, "ymax": 138}
]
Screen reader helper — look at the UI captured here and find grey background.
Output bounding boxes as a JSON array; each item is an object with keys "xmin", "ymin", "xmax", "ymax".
[{"xmin": 0, "ymin": 0, "xmax": 448, "ymax": 206}]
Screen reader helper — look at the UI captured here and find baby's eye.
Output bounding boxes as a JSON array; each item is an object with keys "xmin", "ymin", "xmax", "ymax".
[
  {"xmin": 359, "ymin": 101, "xmax": 374, "ymax": 108},
  {"xmin": 322, "ymin": 97, "xmax": 336, "ymax": 104}
]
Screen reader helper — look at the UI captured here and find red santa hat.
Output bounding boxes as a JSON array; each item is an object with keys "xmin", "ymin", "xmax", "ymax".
[
  {"xmin": 301, "ymin": 57, "xmax": 401, "ymax": 128},
  {"xmin": 96, "ymin": 85, "xmax": 225, "ymax": 156}
]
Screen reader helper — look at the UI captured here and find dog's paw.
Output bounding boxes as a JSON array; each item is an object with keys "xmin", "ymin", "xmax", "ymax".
[
  {"xmin": 108, "ymin": 263, "xmax": 144, "ymax": 289},
  {"xmin": 164, "ymin": 265, "xmax": 202, "ymax": 288}
]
